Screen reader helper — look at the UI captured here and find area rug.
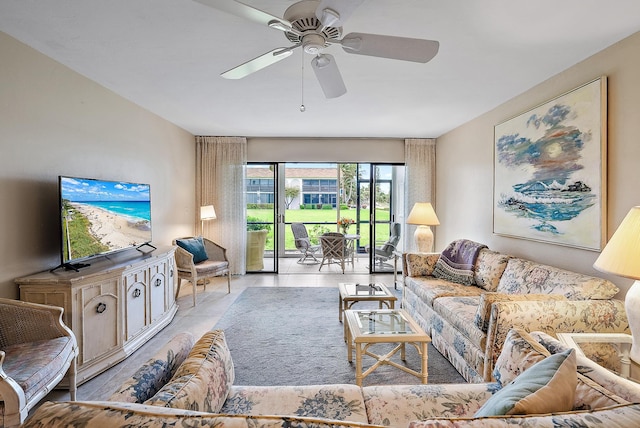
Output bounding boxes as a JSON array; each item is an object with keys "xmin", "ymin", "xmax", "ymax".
[{"xmin": 214, "ymin": 287, "xmax": 466, "ymax": 386}]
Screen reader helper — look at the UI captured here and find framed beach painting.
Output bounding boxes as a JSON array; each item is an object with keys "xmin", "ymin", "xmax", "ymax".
[{"xmin": 493, "ymin": 77, "xmax": 607, "ymax": 251}]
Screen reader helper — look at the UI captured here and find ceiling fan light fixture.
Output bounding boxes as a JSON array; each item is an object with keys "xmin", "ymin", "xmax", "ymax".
[
  {"xmin": 302, "ymin": 33, "xmax": 326, "ymax": 55},
  {"xmin": 319, "ymin": 8, "xmax": 340, "ymax": 27}
]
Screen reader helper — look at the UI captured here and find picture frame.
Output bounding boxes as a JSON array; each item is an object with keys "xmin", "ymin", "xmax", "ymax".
[{"xmin": 493, "ymin": 77, "xmax": 607, "ymax": 251}]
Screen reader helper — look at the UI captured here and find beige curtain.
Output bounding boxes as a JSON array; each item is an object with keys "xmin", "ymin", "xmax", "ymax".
[
  {"xmin": 196, "ymin": 136, "xmax": 247, "ymax": 275},
  {"xmin": 405, "ymin": 138, "xmax": 436, "ymax": 252}
]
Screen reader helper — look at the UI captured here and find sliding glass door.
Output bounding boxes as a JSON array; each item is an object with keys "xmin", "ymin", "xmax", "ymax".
[{"xmin": 246, "ymin": 162, "xmax": 404, "ymax": 274}]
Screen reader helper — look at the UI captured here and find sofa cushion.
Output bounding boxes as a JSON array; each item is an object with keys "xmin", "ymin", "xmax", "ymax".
[
  {"xmin": 473, "ymin": 250, "xmax": 512, "ymax": 292},
  {"xmin": 474, "ymin": 293, "xmax": 567, "ymax": 332},
  {"xmin": 405, "ymin": 276, "xmax": 484, "ymax": 308},
  {"xmin": 474, "ymin": 349, "xmax": 576, "ymax": 417},
  {"xmin": 433, "ymin": 296, "xmax": 486, "ymax": 350},
  {"xmin": 109, "ymin": 332, "xmax": 196, "ymax": 403},
  {"xmin": 407, "ymin": 403, "xmax": 640, "ymax": 427},
  {"xmin": 496, "ymin": 258, "xmax": 618, "ymax": 299},
  {"xmin": 176, "ymin": 236, "xmax": 208, "ymax": 264},
  {"xmin": 362, "ymin": 383, "xmax": 496, "ymax": 427},
  {"xmin": 144, "ymin": 330, "xmax": 234, "ymax": 413},
  {"xmin": 23, "ymin": 401, "xmax": 383, "ymax": 428},
  {"xmin": 432, "ymin": 240, "xmax": 487, "ymax": 286},
  {"xmin": 1, "ymin": 336, "xmax": 75, "ymax": 402},
  {"xmin": 223, "ymin": 385, "xmax": 369, "ymax": 423}
]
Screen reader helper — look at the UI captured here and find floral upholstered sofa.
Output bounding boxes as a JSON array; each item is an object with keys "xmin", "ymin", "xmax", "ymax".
[
  {"xmin": 402, "ymin": 239, "xmax": 630, "ymax": 382},
  {"xmin": 24, "ymin": 328, "xmax": 640, "ymax": 427}
]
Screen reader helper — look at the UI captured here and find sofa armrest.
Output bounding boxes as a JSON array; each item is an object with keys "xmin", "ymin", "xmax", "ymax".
[
  {"xmin": 483, "ymin": 299, "xmax": 629, "ymax": 381},
  {"xmin": 403, "ymin": 252, "xmax": 440, "ymax": 277}
]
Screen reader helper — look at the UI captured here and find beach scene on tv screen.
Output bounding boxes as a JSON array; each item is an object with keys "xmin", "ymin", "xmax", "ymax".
[{"xmin": 61, "ymin": 177, "xmax": 151, "ymax": 262}]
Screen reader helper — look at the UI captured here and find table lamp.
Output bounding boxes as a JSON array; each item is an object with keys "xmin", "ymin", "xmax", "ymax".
[
  {"xmin": 406, "ymin": 202, "xmax": 440, "ymax": 253},
  {"xmin": 593, "ymin": 206, "xmax": 640, "ymax": 363},
  {"xmin": 200, "ymin": 205, "xmax": 217, "ymax": 234}
]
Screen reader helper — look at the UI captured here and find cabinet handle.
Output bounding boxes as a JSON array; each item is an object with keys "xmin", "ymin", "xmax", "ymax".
[
  {"xmin": 155, "ymin": 278, "xmax": 162, "ymax": 287},
  {"xmin": 96, "ymin": 302, "xmax": 107, "ymax": 314},
  {"xmin": 133, "ymin": 288, "xmax": 141, "ymax": 298},
  {"xmin": 170, "ymin": 269, "xmax": 174, "ymax": 278}
]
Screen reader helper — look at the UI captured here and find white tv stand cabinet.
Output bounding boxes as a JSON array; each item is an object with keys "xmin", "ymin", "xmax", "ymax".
[{"xmin": 15, "ymin": 246, "xmax": 178, "ymax": 385}]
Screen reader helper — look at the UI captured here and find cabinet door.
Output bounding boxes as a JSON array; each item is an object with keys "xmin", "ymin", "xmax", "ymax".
[
  {"xmin": 78, "ymin": 280, "xmax": 120, "ymax": 365},
  {"xmin": 149, "ymin": 262, "xmax": 167, "ymax": 322},
  {"xmin": 123, "ymin": 268, "xmax": 148, "ymax": 340}
]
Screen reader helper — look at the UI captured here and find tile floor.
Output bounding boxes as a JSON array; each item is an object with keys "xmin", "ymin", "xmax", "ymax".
[{"xmin": 40, "ymin": 257, "xmax": 396, "ymax": 406}]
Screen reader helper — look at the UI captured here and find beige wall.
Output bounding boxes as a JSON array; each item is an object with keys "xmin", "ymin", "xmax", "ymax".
[
  {"xmin": 436, "ymin": 31, "xmax": 640, "ymax": 298},
  {"xmin": 0, "ymin": 32, "xmax": 196, "ymax": 299}
]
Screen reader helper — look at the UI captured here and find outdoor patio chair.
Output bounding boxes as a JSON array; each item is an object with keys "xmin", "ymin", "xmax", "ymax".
[
  {"xmin": 319, "ymin": 232, "xmax": 353, "ymax": 274},
  {"xmin": 291, "ymin": 222, "xmax": 321, "ymax": 265},
  {"xmin": 370, "ymin": 222, "xmax": 401, "ymax": 269}
]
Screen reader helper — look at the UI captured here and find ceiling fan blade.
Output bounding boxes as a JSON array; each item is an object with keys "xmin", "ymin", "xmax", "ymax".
[
  {"xmin": 221, "ymin": 47, "xmax": 296, "ymax": 79},
  {"xmin": 311, "ymin": 54, "xmax": 347, "ymax": 99},
  {"xmin": 341, "ymin": 32, "xmax": 440, "ymax": 63},
  {"xmin": 315, "ymin": 0, "xmax": 364, "ymax": 27},
  {"xmin": 194, "ymin": 0, "xmax": 293, "ymax": 32}
]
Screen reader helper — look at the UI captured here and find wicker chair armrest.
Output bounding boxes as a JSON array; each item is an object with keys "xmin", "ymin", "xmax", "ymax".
[
  {"xmin": 0, "ymin": 299, "xmax": 73, "ymax": 348},
  {"xmin": 174, "ymin": 245, "xmax": 195, "ymax": 269}
]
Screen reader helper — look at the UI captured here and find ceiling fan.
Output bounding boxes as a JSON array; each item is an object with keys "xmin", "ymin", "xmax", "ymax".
[{"xmin": 195, "ymin": 0, "xmax": 440, "ymax": 99}]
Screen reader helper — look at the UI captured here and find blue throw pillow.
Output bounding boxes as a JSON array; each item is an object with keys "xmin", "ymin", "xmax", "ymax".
[
  {"xmin": 474, "ymin": 348, "xmax": 576, "ymax": 417},
  {"xmin": 176, "ymin": 237, "xmax": 208, "ymax": 264}
]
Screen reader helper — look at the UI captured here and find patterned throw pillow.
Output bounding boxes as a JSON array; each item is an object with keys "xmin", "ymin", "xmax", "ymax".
[
  {"xmin": 144, "ymin": 330, "xmax": 235, "ymax": 413},
  {"xmin": 475, "ymin": 349, "xmax": 576, "ymax": 417},
  {"xmin": 492, "ymin": 329, "xmax": 551, "ymax": 386},
  {"xmin": 473, "ymin": 250, "xmax": 512, "ymax": 292}
]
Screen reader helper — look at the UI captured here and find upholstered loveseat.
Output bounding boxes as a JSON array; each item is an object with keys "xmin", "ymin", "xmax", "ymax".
[
  {"xmin": 402, "ymin": 239, "xmax": 630, "ymax": 383},
  {"xmin": 24, "ymin": 328, "xmax": 640, "ymax": 427}
]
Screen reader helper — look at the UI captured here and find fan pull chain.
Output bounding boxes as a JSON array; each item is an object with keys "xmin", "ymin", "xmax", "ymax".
[{"xmin": 300, "ymin": 52, "xmax": 306, "ymax": 112}]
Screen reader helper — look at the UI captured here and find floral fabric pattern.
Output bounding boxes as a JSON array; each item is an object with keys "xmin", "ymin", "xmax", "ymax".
[
  {"xmin": 484, "ymin": 299, "xmax": 628, "ymax": 380},
  {"xmin": 404, "ymin": 253, "xmax": 440, "ymax": 277},
  {"xmin": 496, "ymin": 258, "xmax": 619, "ymax": 299},
  {"xmin": 144, "ymin": 330, "xmax": 234, "ymax": 413},
  {"xmin": 474, "ymin": 293, "xmax": 566, "ymax": 333},
  {"xmin": 23, "ymin": 401, "xmax": 385, "ymax": 428},
  {"xmin": 363, "ymin": 383, "xmax": 495, "ymax": 427},
  {"xmin": 433, "ymin": 296, "xmax": 486, "ymax": 350},
  {"xmin": 473, "ymin": 250, "xmax": 512, "ymax": 292},
  {"xmin": 222, "ymin": 385, "xmax": 368, "ymax": 423},
  {"xmin": 109, "ymin": 332, "xmax": 195, "ymax": 403},
  {"xmin": 407, "ymin": 403, "xmax": 640, "ymax": 427}
]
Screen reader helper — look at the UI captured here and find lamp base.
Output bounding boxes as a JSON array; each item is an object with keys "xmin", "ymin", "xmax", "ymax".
[
  {"xmin": 414, "ymin": 225, "xmax": 434, "ymax": 253},
  {"xmin": 627, "ymin": 280, "xmax": 640, "ymax": 364}
]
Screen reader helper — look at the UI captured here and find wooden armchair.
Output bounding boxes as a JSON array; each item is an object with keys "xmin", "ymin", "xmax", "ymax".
[
  {"xmin": 0, "ymin": 298, "xmax": 77, "ymax": 427},
  {"xmin": 173, "ymin": 237, "xmax": 231, "ymax": 307}
]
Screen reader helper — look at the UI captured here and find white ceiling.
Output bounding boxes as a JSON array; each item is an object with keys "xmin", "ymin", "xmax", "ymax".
[{"xmin": 1, "ymin": 0, "xmax": 639, "ymax": 138}]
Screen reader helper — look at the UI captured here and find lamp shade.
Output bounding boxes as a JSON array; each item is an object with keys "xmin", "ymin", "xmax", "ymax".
[
  {"xmin": 406, "ymin": 202, "xmax": 440, "ymax": 226},
  {"xmin": 200, "ymin": 205, "xmax": 217, "ymax": 221},
  {"xmin": 594, "ymin": 206, "xmax": 640, "ymax": 280}
]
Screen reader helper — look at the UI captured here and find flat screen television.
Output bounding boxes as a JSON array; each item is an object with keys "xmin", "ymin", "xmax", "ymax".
[{"xmin": 56, "ymin": 176, "xmax": 153, "ymax": 271}]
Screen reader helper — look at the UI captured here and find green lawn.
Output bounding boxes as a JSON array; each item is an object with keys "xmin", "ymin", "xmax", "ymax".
[{"xmin": 247, "ymin": 208, "xmax": 391, "ymax": 251}]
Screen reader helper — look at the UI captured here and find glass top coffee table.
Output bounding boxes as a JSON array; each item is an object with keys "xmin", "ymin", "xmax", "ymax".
[
  {"xmin": 338, "ymin": 282, "xmax": 397, "ymax": 323},
  {"xmin": 344, "ymin": 309, "xmax": 431, "ymax": 386}
]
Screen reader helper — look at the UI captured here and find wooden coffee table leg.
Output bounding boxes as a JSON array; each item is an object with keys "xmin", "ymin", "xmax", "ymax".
[
  {"xmin": 421, "ymin": 341, "xmax": 428, "ymax": 384},
  {"xmin": 355, "ymin": 342, "xmax": 363, "ymax": 386}
]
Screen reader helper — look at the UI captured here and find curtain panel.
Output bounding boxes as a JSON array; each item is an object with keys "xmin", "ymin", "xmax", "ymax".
[
  {"xmin": 404, "ymin": 138, "xmax": 436, "ymax": 252},
  {"xmin": 196, "ymin": 136, "xmax": 247, "ymax": 275}
]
